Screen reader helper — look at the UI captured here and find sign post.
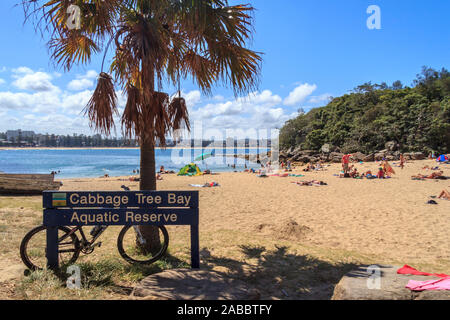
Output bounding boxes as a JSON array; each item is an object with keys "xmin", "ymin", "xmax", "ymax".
[{"xmin": 43, "ymin": 191, "xmax": 200, "ymax": 270}]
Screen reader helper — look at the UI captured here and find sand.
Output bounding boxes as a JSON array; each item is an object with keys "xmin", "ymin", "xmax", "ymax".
[{"xmin": 59, "ymin": 159, "xmax": 450, "ymax": 270}]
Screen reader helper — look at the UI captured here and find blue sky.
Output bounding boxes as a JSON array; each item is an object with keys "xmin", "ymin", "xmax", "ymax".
[{"xmin": 0, "ymin": 0, "xmax": 449, "ymax": 136}]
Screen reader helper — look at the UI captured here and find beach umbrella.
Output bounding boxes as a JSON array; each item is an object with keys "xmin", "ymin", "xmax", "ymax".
[
  {"xmin": 194, "ymin": 150, "xmax": 215, "ymax": 162},
  {"xmin": 194, "ymin": 150, "xmax": 215, "ymax": 171}
]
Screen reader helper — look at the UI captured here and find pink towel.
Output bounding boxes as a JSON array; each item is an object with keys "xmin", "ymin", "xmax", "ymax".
[{"xmin": 406, "ymin": 277, "xmax": 450, "ymax": 291}]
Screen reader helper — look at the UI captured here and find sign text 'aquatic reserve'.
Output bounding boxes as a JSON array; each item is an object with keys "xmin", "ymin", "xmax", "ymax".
[{"xmin": 43, "ymin": 191, "xmax": 199, "ymax": 226}]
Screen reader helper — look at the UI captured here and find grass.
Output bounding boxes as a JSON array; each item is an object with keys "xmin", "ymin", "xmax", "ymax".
[{"xmin": 1, "ymin": 194, "xmax": 449, "ymax": 300}]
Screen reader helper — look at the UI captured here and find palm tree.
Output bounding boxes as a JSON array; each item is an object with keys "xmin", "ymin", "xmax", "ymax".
[{"xmin": 22, "ymin": 0, "xmax": 262, "ymax": 251}]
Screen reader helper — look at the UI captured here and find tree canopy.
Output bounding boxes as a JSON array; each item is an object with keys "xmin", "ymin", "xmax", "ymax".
[{"xmin": 280, "ymin": 67, "xmax": 450, "ymax": 155}]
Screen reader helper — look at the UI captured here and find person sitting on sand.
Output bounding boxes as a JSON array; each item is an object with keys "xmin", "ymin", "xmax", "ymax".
[
  {"xmin": 377, "ymin": 167, "xmax": 385, "ymax": 179},
  {"xmin": 156, "ymin": 173, "xmax": 163, "ymax": 180},
  {"xmin": 438, "ymin": 189, "xmax": 450, "ymax": 200},
  {"xmin": 350, "ymin": 167, "xmax": 359, "ymax": 178}
]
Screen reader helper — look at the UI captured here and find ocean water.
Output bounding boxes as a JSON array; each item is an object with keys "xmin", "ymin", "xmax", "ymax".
[{"xmin": 0, "ymin": 148, "xmax": 267, "ymax": 178}]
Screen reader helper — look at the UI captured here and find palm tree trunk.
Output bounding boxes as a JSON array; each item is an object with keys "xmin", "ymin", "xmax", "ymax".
[{"xmin": 136, "ymin": 138, "xmax": 161, "ymax": 254}]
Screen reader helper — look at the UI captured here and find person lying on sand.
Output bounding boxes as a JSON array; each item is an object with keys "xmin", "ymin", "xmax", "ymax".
[
  {"xmin": 438, "ymin": 189, "xmax": 450, "ymax": 200},
  {"xmin": 292, "ymin": 180, "xmax": 327, "ymax": 186},
  {"xmin": 412, "ymin": 171, "xmax": 444, "ymax": 180},
  {"xmin": 159, "ymin": 166, "xmax": 175, "ymax": 174}
]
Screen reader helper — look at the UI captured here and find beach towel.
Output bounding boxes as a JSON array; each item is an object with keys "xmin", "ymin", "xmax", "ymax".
[
  {"xmin": 398, "ymin": 265, "xmax": 450, "ymax": 292},
  {"xmin": 397, "ymin": 265, "xmax": 449, "ymax": 278},
  {"xmin": 406, "ymin": 277, "xmax": 450, "ymax": 291},
  {"xmin": 189, "ymin": 182, "xmax": 220, "ymax": 188}
]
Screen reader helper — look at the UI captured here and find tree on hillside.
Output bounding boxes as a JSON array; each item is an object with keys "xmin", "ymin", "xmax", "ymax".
[
  {"xmin": 280, "ymin": 67, "xmax": 450, "ymax": 155},
  {"xmin": 22, "ymin": 0, "xmax": 262, "ymax": 252}
]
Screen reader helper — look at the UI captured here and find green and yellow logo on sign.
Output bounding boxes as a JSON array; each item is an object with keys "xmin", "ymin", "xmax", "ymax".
[{"xmin": 52, "ymin": 193, "xmax": 67, "ymax": 207}]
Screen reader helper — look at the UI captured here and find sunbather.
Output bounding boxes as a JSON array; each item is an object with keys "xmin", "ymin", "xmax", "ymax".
[
  {"xmin": 412, "ymin": 171, "xmax": 444, "ymax": 180},
  {"xmin": 438, "ymin": 189, "xmax": 450, "ymax": 200}
]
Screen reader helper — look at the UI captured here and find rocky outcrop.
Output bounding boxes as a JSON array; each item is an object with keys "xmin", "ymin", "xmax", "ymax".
[
  {"xmin": 403, "ymin": 152, "xmax": 426, "ymax": 160},
  {"xmin": 332, "ymin": 265, "xmax": 450, "ymax": 300},
  {"xmin": 351, "ymin": 152, "xmax": 366, "ymax": 162},
  {"xmin": 278, "ymin": 144, "xmax": 427, "ymax": 164},
  {"xmin": 131, "ymin": 269, "xmax": 260, "ymax": 300}
]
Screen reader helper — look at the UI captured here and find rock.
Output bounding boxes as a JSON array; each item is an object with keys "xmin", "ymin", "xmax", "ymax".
[
  {"xmin": 411, "ymin": 152, "xmax": 425, "ymax": 160},
  {"xmin": 332, "ymin": 265, "xmax": 450, "ymax": 300},
  {"xmin": 279, "ymin": 151, "xmax": 288, "ymax": 161},
  {"xmin": 362, "ymin": 153, "xmax": 375, "ymax": 162},
  {"xmin": 131, "ymin": 269, "xmax": 260, "ymax": 300},
  {"xmin": 321, "ymin": 144, "xmax": 331, "ymax": 153},
  {"xmin": 330, "ymin": 152, "xmax": 344, "ymax": 163},
  {"xmin": 351, "ymin": 152, "xmax": 366, "ymax": 162},
  {"xmin": 403, "ymin": 152, "xmax": 425, "ymax": 160},
  {"xmin": 385, "ymin": 141, "xmax": 398, "ymax": 152},
  {"xmin": 374, "ymin": 152, "xmax": 386, "ymax": 161},
  {"xmin": 304, "ymin": 150, "xmax": 318, "ymax": 156}
]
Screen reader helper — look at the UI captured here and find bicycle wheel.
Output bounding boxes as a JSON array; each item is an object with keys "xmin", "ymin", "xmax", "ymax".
[
  {"xmin": 117, "ymin": 225, "xmax": 169, "ymax": 265},
  {"xmin": 20, "ymin": 225, "xmax": 81, "ymax": 271}
]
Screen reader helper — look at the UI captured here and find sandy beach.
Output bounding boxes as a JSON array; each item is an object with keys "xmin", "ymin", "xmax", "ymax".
[
  {"xmin": 1, "ymin": 158, "xmax": 449, "ymax": 299},
  {"xmin": 59, "ymin": 159, "xmax": 450, "ymax": 268}
]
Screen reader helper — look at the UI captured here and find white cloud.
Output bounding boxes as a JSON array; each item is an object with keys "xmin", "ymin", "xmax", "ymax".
[
  {"xmin": 0, "ymin": 66, "xmax": 322, "ymax": 137},
  {"xmin": 189, "ymin": 90, "xmax": 293, "ymax": 132},
  {"xmin": 308, "ymin": 93, "xmax": 332, "ymax": 104},
  {"xmin": 67, "ymin": 70, "xmax": 98, "ymax": 91},
  {"xmin": 67, "ymin": 78, "xmax": 94, "ymax": 91},
  {"xmin": 12, "ymin": 68, "xmax": 58, "ymax": 92},
  {"xmin": 0, "ymin": 78, "xmax": 5, "ymax": 85},
  {"xmin": 283, "ymin": 83, "xmax": 317, "ymax": 106},
  {"xmin": 183, "ymin": 90, "xmax": 201, "ymax": 107}
]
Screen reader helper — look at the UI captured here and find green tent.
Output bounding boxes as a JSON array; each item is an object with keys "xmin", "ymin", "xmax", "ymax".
[{"xmin": 178, "ymin": 163, "xmax": 202, "ymax": 176}]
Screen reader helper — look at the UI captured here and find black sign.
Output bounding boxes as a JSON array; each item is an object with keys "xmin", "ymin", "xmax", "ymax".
[{"xmin": 43, "ymin": 191, "xmax": 200, "ymax": 270}]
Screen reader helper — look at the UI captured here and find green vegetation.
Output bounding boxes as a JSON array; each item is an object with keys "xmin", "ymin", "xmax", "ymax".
[{"xmin": 280, "ymin": 67, "xmax": 450, "ymax": 154}]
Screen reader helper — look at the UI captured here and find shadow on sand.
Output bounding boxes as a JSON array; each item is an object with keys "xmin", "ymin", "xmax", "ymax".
[{"xmin": 199, "ymin": 244, "xmax": 358, "ymax": 300}]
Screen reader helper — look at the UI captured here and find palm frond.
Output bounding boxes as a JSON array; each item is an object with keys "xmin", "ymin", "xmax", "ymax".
[
  {"xmin": 122, "ymin": 83, "xmax": 142, "ymax": 139},
  {"xmin": 84, "ymin": 72, "xmax": 118, "ymax": 135},
  {"xmin": 49, "ymin": 32, "xmax": 99, "ymax": 70},
  {"xmin": 168, "ymin": 96, "xmax": 190, "ymax": 132}
]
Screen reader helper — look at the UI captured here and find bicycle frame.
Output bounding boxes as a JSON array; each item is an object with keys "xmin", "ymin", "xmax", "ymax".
[{"xmin": 61, "ymin": 225, "xmax": 109, "ymax": 248}]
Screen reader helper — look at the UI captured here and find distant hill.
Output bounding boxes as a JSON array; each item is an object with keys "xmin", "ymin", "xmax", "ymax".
[{"xmin": 280, "ymin": 67, "xmax": 450, "ymax": 155}]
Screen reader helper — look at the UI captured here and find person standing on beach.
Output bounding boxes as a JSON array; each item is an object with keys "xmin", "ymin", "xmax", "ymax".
[
  {"xmin": 342, "ymin": 154, "xmax": 352, "ymax": 174},
  {"xmin": 399, "ymin": 154, "xmax": 405, "ymax": 170}
]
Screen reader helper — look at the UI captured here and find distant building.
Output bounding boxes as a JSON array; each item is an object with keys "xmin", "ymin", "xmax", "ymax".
[{"xmin": 6, "ymin": 130, "xmax": 35, "ymax": 141}]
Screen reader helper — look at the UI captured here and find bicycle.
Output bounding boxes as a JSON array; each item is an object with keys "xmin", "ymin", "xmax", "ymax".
[{"xmin": 20, "ymin": 224, "xmax": 169, "ymax": 270}]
